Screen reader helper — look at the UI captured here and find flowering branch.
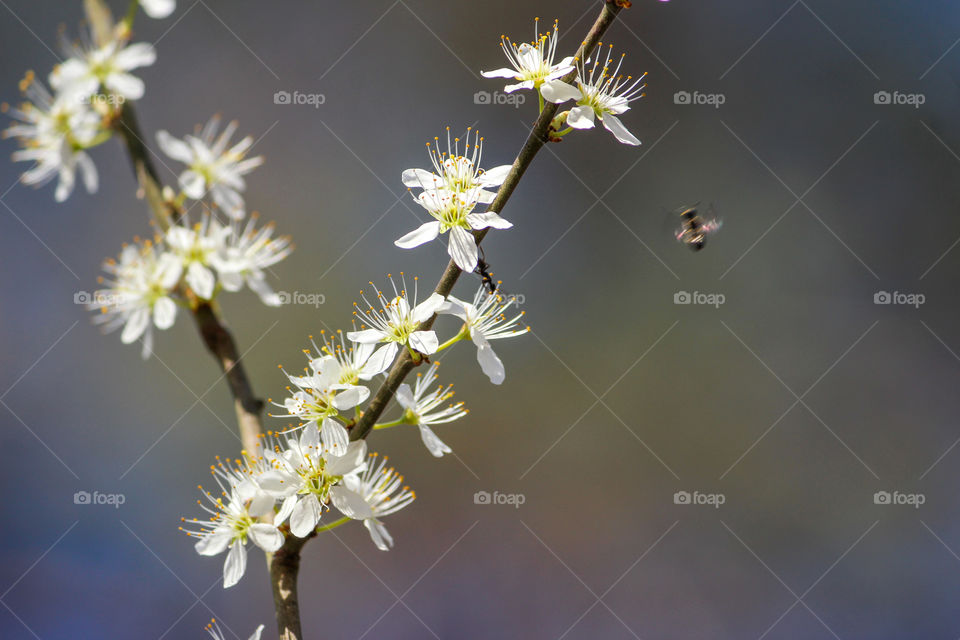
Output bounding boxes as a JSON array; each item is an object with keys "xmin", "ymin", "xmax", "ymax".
[
  {"xmin": 350, "ymin": 0, "xmax": 625, "ymax": 442},
  {"xmin": 4, "ymin": 1, "xmax": 653, "ymax": 638}
]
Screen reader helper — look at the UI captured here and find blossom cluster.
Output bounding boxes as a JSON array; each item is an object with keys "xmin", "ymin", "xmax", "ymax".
[
  {"xmin": 181, "ymin": 420, "xmax": 413, "ymax": 587},
  {"xmin": 91, "ymin": 214, "xmax": 291, "ymax": 358},
  {"xmin": 10, "ymin": 3, "xmax": 294, "ymax": 359},
  {"xmin": 182, "ymin": 276, "xmax": 529, "ymax": 588},
  {"xmin": 482, "ymin": 19, "xmax": 647, "ymax": 145},
  {"xmin": 3, "ymin": 1, "xmax": 175, "ymax": 201}
]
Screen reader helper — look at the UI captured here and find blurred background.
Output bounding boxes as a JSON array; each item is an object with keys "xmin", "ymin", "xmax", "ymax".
[{"xmin": 2, "ymin": 0, "xmax": 960, "ymax": 637}]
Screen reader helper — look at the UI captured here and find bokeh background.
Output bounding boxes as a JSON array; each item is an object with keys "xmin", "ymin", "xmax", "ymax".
[{"xmin": 2, "ymin": 0, "xmax": 960, "ymax": 638}]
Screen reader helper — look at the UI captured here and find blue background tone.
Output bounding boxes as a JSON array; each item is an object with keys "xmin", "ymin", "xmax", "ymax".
[{"xmin": 2, "ymin": 1, "xmax": 960, "ymax": 638}]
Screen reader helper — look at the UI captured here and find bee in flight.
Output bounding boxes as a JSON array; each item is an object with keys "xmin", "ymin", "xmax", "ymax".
[{"xmin": 672, "ymin": 203, "xmax": 722, "ymax": 252}]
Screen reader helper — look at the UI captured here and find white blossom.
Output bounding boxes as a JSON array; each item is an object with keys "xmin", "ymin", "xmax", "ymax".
[
  {"xmin": 141, "ymin": 0, "xmax": 176, "ymax": 19},
  {"xmin": 480, "ymin": 18, "xmax": 575, "ymax": 93},
  {"xmin": 90, "ymin": 238, "xmax": 182, "ymax": 359},
  {"xmin": 400, "ymin": 128, "xmax": 510, "ymax": 204},
  {"xmin": 181, "ymin": 472, "xmax": 284, "ymax": 589},
  {"xmin": 163, "ymin": 215, "xmax": 232, "ymax": 300},
  {"xmin": 347, "ymin": 276, "xmax": 446, "ymax": 364},
  {"xmin": 257, "ymin": 424, "xmax": 370, "ymax": 538},
  {"xmin": 4, "ymin": 74, "xmax": 102, "ymax": 202},
  {"xmin": 340, "ymin": 452, "xmax": 416, "ymax": 550},
  {"xmin": 216, "ymin": 214, "xmax": 292, "ymax": 306},
  {"xmin": 157, "ymin": 116, "xmax": 264, "ymax": 219},
  {"xmin": 276, "ymin": 353, "xmax": 371, "ymax": 434},
  {"xmin": 309, "ymin": 330, "xmax": 392, "ymax": 384},
  {"xmin": 396, "ymin": 130, "xmax": 512, "ymax": 272},
  {"xmin": 541, "ymin": 44, "xmax": 646, "ymax": 146},
  {"xmin": 439, "ymin": 286, "xmax": 529, "ymax": 384},
  {"xmin": 395, "ymin": 363, "xmax": 467, "ymax": 457},
  {"xmin": 50, "ymin": 36, "xmax": 156, "ymax": 102}
]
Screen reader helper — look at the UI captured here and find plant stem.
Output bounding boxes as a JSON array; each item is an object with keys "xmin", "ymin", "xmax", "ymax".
[
  {"xmin": 315, "ymin": 516, "xmax": 351, "ymax": 532},
  {"xmin": 270, "ymin": 535, "xmax": 309, "ymax": 640},
  {"xmin": 350, "ymin": 0, "xmax": 625, "ymax": 442},
  {"xmin": 374, "ymin": 418, "xmax": 406, "ymax": 430}
]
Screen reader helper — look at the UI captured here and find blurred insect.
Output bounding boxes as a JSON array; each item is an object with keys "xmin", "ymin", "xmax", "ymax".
[
  {"xmin": 672, "ymin": 203, "xmax": 722, "ymax": 251},
  {"xmin": 474, "ymin": 246, "xmax": 498, "ymax": 293}
]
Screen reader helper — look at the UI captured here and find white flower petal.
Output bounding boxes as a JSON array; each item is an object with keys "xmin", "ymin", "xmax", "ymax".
[
  {"xmin": 330, "ymin": 486, "xmax": 374, "ymax": 520},
  {"xmin": 179, "ymin": 170, "xmax": 206, "ymax": 199},
  {"xmin": 152, "ymin": 296, "xmax": 177, "ymax": 330},
  {"xmin": 186, "ymin": 262, "xmax": 216, "ymax": 299},
  {"xmin": 365, "ymin": 519, "xmax": 394, "ymax": 551},
  {"xmin": 477, "ymin": 344, "xmax": 506, "ymax": 385},
  {"xmin": 395, "ymin": 221, "xmax": 441, "ymax": 249},
  {"xmin": 401, "ymin": 168, "xmax": 440, "ymax": 189},
  {"xmin": 114, "ymin": 43, "xmax": 157, "ymax": 71},
  {"xmin": 121, "ymin": 308, "xmax": 150, "ymax": 344},
  {"xmin": 363, "ymin": 343, "xmax": 399, "ymax": 375},
  {"xmin": 567, "ymin": 105, "xmax": 596, "ymax": 129},
  {"xmin": 467, "ymin": 211, "xmax": 512, "ymax": 230},
  {"xmin": 601, "ymin": 114, "xmax": 641, "ymax": 146},
  {"xmin": 346, "ymin": 329, "xmax": 387, "ymax": 344},
  {"xmin": 395, "ymin": 383, "xmax": 415, "ymax": 411},
  {"xmin": 409, "ymin": 330, "xmax": 439, "ymax": 355},
  {"xmin": 411, "ymin": 292, "xmax": 446, "ymax": 323},
  {"xmin": 140, "ymin": 0, "xmax": 176, "ymax": 18},
  {"xmin": 418, "ymin": 423, "xmax": 452, "ymax": 457},
  {"xmin": 195, "ymin": 531, "xmax": 230, "ymax": 556},
  {"xmin": 478, "ymin": 164, "xmax": 511, "ymax": 187},
  {"xmin": 248, "ymin": 523, "xmax": 284, "ymax": 552},
  {"xmin": 321, "ymin": 418, "xmax": 350, "ymax": 453},
  {"xmin": 289, "ymin": 494, "xmax": 322, "ymax": 538},
  {"xmin": 448, "ymin": 226, "xmax": 479, "ymax": 272},
  {"xmin": 480, "ymin": 67, "xmax": 519, "ymax": 79},
  {"xmin": 540, "ymin": 80, "xmax": 582, "ymax": 104},
  {"xmin": 223, "ymin": 539, "xmax": 247, "ymax": 588}
]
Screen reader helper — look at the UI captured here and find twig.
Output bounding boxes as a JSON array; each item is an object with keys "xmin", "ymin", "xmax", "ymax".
[{"xmin": 350, "ymin": 0, "xmax": 625, "ymax": 442}]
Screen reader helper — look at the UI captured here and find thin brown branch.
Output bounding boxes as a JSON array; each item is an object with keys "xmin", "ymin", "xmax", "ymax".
[
  {"xmin": 350, "ymin": 0, "xmax": 625, "ymax": 442},
  {"xmin": 270, "ymin": 534, "xmax": 311, "ymax": 640}
]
